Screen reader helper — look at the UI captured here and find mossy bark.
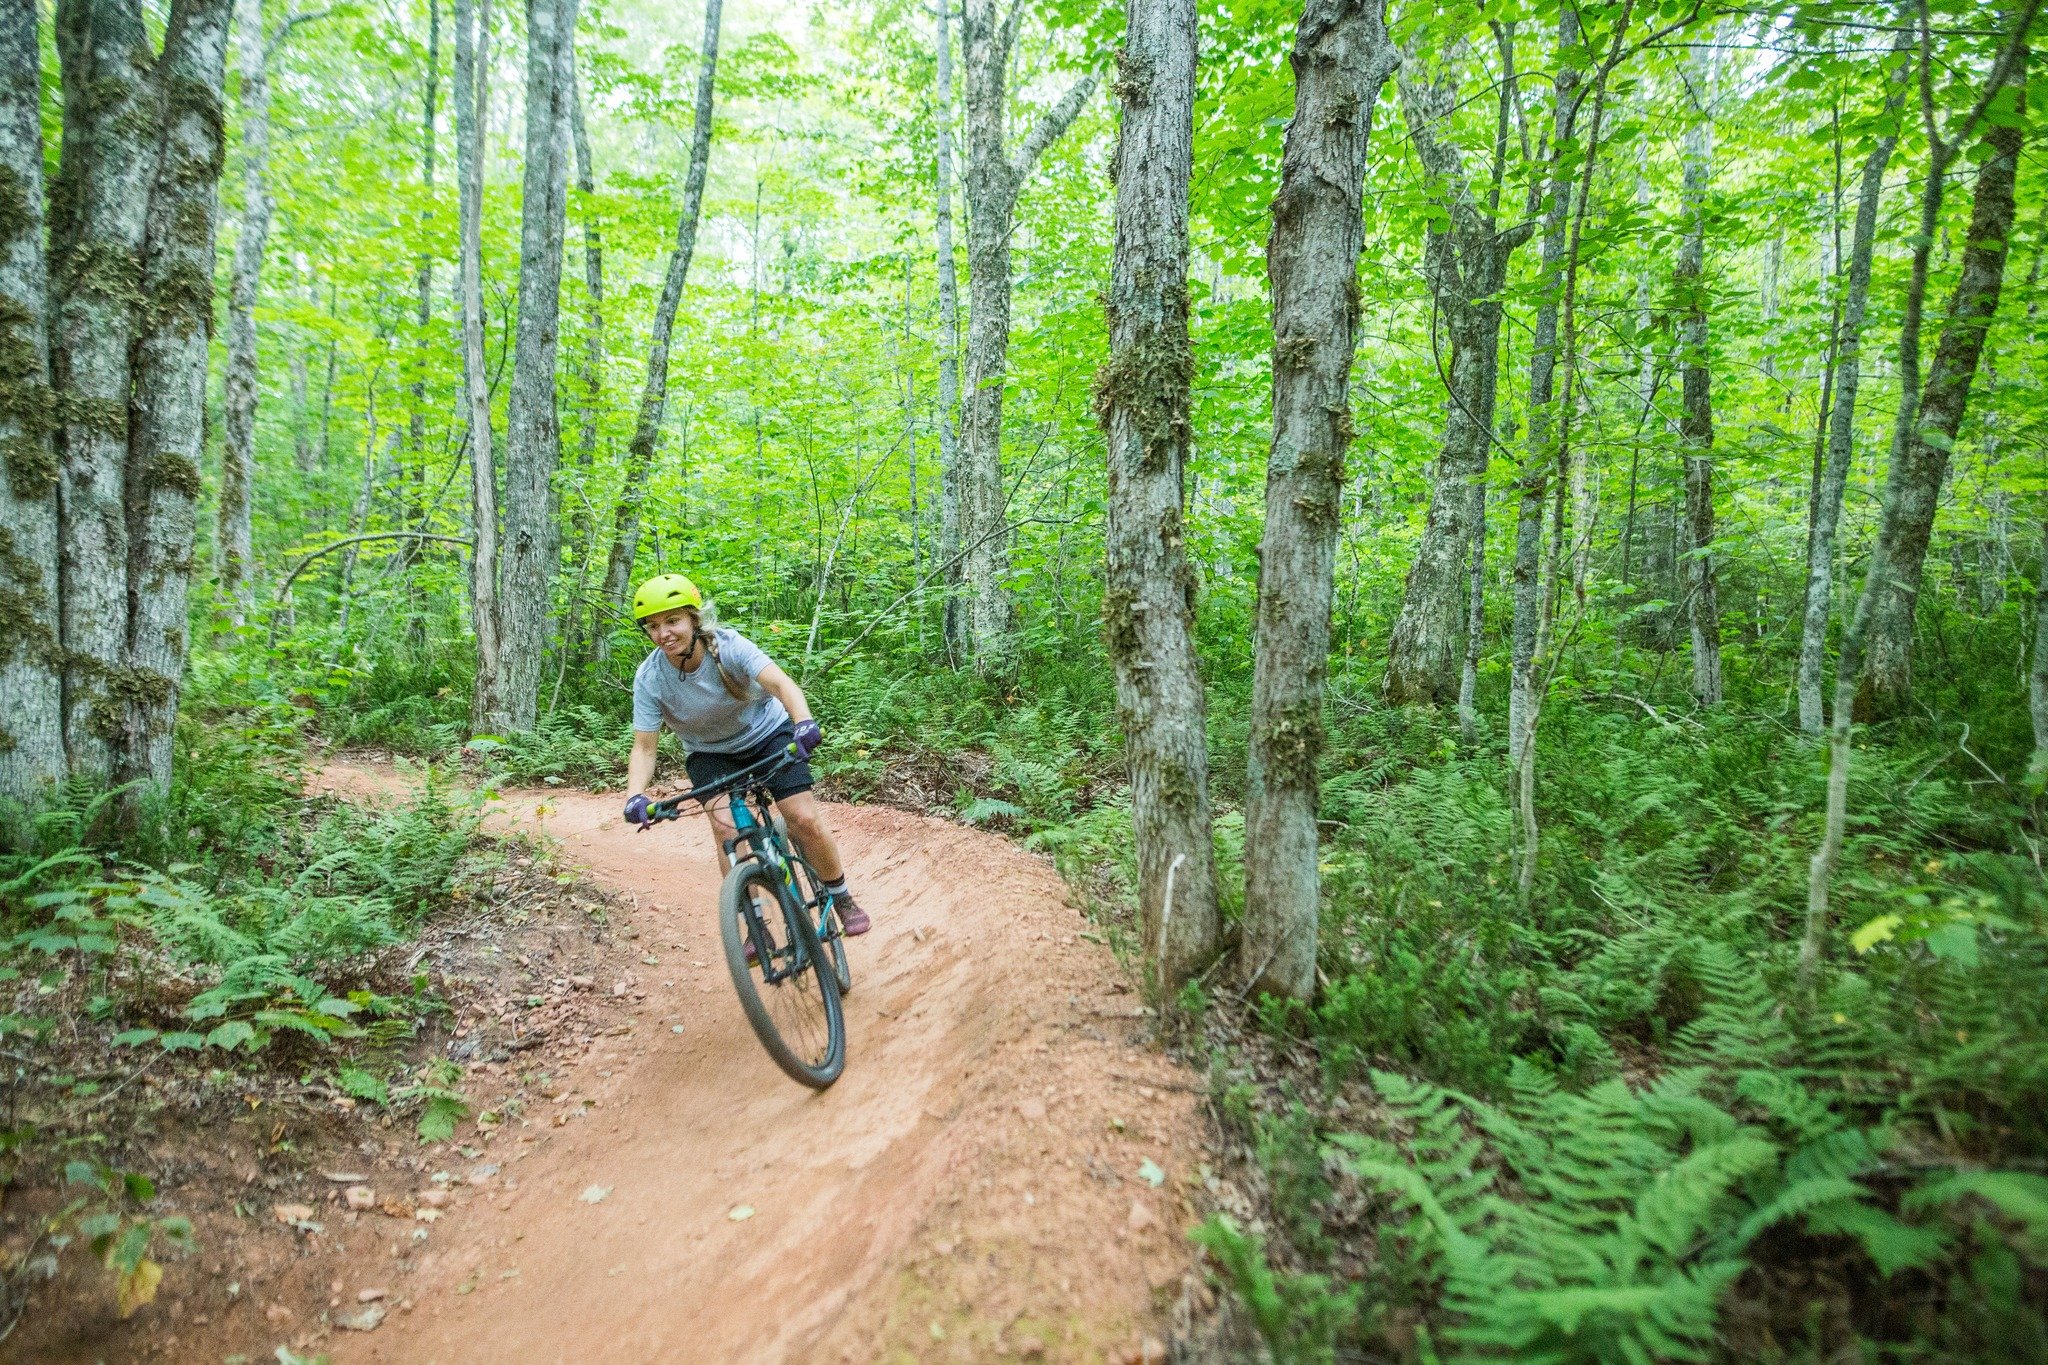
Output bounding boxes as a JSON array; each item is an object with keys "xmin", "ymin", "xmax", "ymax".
[
  {"xmin": 1856, "ymin": 50, "xmax": 2025, "ymax": 720},
  {"xmin": 1098, "ymin": 0, "xmax": 1218, "ymax": 989},
  {"xmin": 123, "ymin": 0, "xmax": 231, "ymax": 792},
  {"xmin": 1675, "ymin": 43, "xmax": 1723, "ymax": 707},
  {"xmin": 1241, "ymin": 0, "xmax": 1399, "ymax": 1002},
  {"xmin": 933, "ymin": 0, "xmax": 963, "ymax": 662},
  {"xmin": 1383, "ymin": 36, "xmax": 1530, "ymax": 707},
  {"xmin": 51, "ymin": 0, "xmax": 160, "ymax": 779},
  {"xmin": 0, "ymin": 0, "xmax": 60, "ymax": 798}
]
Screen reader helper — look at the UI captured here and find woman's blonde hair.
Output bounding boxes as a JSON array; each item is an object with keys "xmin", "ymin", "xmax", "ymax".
[{"xmin": 686, "ymin": 603, "xmax": 754, "ymax": 702}]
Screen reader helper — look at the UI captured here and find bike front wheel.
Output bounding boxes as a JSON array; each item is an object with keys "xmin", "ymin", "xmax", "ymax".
[{"xmin": 719, "ymin": 860, "xmax": 845, "ymax": 1089}]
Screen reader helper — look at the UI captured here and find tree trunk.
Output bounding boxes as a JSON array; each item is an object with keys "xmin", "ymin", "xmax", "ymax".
[
  {"xmin": 0, "ymin": 0, "xmax": 62, "ymax": 800},
  {"xmin": 289, "ymin": 271, "xmax": 314, "ymax": 473},
  {"xmin": 1507, "ymin": 8, "xmax": 1580, "ymax": 774},
  {"xmin": 2032, "ymin": 519, "xmax": 2048, "ymax": 781},
  {"xmin": 51, "ymin": 0, "xmax": 160, "ymax": 780},
  {"xmin": 1457, "ymin": 481, "xmax": 1485, "ymax": 740},
  {"xmin": 217, "ymin": 0, "xmax": 276, "ymax": 627},
  {"xmin": 455, "ymin": 0, "xmax": 506, "ymax": 734},
  {"xmin": 121, "ymin": 0, "xmax": 232, "ymax": 791},
  {"xmin": 1803, "ymin": 25, "xmax": 2028, "ymax": 988},
  {"xmin": 1097, "ymin": 0, "xmax": 1221, "ymax": 991},
  {"xmin": 1240, "ymin": 0, "xmax": 1398, "ymax": 1001},
  {"xmin": 399, "ymin": 0, "xmax": 439, "ymax": 596},
  {"xmin": 1676, "ymin": 42, "xmax": 1722, "ymax": 706},
  {"xmin": 497, "ymin": 0, "xmax": 578, "ymax": 730},
  {"xmin": 1857, "ymin": 50, "xmax": 2026, "ymax": 719},
  {"xmin": 934, "ymin": 0, "xmax": 964, "ymax": 662},
  {"xmin": 567, "ymin": 56, "xmax": 601, "ymax": 640},
  {"xmin": 1383, "ymin": 39, "xmax": 1528, "ymax": 705},
  {"xmin": 595, "ymin": 0, "xmax": 720, "ymax": 663},
  {"xmin": 957, "ymin": 0, "xmax": 1094, "ymax": 674},
  {"xmin": 1797, "ymin": 39, "xmax": 1905, "ymax": 735}
]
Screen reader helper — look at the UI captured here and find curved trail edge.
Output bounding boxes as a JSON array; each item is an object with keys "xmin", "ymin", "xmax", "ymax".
[{"xmin": 319, "ymin": 764, "xmax": 1208, "ymax": 1363}]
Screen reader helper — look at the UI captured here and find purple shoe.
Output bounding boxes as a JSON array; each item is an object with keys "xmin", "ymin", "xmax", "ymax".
[{"xmin": 835, "ymin": 893, "xmax": 871, "ymax": 936}]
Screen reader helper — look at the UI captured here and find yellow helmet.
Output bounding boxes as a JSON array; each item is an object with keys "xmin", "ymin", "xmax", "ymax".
[{"xmin": 632, "ymin": 573, "xmax": 703, "ymax": 622}]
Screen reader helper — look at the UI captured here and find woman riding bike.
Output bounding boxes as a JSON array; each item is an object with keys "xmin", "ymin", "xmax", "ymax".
[{"xmin": 621, "ymin": 573, "xmax": 871, "ymax": 936}]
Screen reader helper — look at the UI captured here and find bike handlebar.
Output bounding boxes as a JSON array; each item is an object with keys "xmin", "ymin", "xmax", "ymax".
[{"xmin": 641, "ymin": 742, "xmax": 802, "ymax": 826}]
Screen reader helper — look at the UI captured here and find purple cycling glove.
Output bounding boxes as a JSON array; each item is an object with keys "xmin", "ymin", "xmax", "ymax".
[
  {"xmin": 624, "ymin": 793, "xmax": 651, "ymax": 828},
  {"xmin": 793, "ymin": 719, "xmax": 823, "ymax": 757}
]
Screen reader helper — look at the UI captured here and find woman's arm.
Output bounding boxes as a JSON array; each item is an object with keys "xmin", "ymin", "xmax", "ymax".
[
  {"xmin": 627, "ymin": 728, "xmax": 661, "ymax": 797},
  {"xmin": 756, "ymin": 663, "xmax": 812, "ymax": 724}
]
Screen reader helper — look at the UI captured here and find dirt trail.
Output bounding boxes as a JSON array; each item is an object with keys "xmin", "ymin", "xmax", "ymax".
[{"xmin": 312, "ymin": 767, "xmax": 1209, "ymax": 1364}]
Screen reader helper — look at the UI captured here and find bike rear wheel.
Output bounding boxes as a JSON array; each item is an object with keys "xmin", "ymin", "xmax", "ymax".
[{"xmin": 719, "ymin": 860, "xmax": 844, "ymax": 1089}]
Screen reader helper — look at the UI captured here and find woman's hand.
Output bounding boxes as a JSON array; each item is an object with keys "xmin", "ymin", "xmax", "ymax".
[
  {"xmin": 624, "ymin": 793, "xmax": 651, "ymax": 827},
  {"xmin": 793, "ymin": 719, "xmax": 823, "ymax": 757}
]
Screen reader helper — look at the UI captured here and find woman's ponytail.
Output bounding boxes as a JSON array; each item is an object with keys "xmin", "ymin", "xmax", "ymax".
[{"xmin": 692, "ymin": 606, "xmax": 754, "ymax": 702}]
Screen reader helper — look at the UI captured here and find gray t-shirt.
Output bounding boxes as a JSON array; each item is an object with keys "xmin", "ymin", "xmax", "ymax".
[{"xmin": 631, "ymin": 627, "xmax": 788, "ymax": 755}]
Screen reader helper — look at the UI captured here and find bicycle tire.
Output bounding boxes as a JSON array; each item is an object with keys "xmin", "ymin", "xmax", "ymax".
[
  {"xmin": 719, "ymin": 859, "xmax": 844, "ymax": 1089},
  {"xmin": 773, "ymin": 813, "xmax": 851, "ymax": 996}
]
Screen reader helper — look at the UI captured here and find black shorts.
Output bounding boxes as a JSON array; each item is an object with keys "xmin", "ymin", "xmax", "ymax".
[{"xmin": 683, "ymin": 721, "xmax": 814, "ymax": 803}]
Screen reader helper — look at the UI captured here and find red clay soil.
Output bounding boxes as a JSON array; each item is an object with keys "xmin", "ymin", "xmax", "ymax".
[{"xmin": 290, "ymin": 766, "xmax": 1210, "ymax": 1364}]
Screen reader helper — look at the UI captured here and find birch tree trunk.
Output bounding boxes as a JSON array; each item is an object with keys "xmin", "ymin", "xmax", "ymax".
[
  {"xmin": 497, "ymin": 0, "xmax": 578, "ymax": 730},
  {"xmin": 216, "ymin": 0, "xmax": 275, "ymax": 626},
  {"xmin": 958, "ymin": 0, "xmax": 1095, "ymax": 674},
  {"xmin": 0, "ymin": 0, "xmax": 62, "ymax": 799},
  {"xmin": 455, "ymin": 0, "xmax": 507, "ymax": 734},
  {"xmin": 1096, "ymin": 0, "xmax": 1220, "ymax": 990},
  {"xmin": 1241, "ymin": 0, "xmax": 1398, "ymax": 1001},
  {"xmin": 595, "ymin": 0, "xmax": 720, "ymax": 664},
  {"xmin": 121, "ymin": 0, "xmax": 232, "ymax": 791},
  {"xmin": 934, "ymin": 0, "xmax": 964, "ymax": 661},
  {"xmin": 1507, "ymin": 8, "xmax": 1580, "ymax": 774},
  {"xmin": 1383, "ymin": 42, "xmax": 1529, "ymax": 705},
  {"xmin": 51, "ymin": 0, "xmax": 160, "ymax": 780},
  {"xmin": 1857, "ymin": 49, "xmax": 2026, "ymax": 719},
  {"xmin": 1796, "ymin": 37, "xmax": 1905, "ymax": 735},
  {"xmin": 1676, "ymin": 42, "xmax": 1722, "ymax": 706}
]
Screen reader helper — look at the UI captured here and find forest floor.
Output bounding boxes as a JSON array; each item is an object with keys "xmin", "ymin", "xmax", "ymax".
[{"xmin": 83, "ymin": 761, "xmax": 1215, "ymax": 1364}]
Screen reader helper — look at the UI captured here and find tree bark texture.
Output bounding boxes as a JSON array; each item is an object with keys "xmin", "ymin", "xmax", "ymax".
[
  {"xmin": 1241, "ymin": 0, "xmax": 1398, "ymax": 1001},
  {"xmin": 1383, "ymin": 43, "xmax": 1529, "ymax": 705},
  {"xmin": 401, "ymin": 0, "xmax": 439, "ymax": 584},
  {"xmin": 0, "ymin": 0, "xmax": 62, "ymax": 799},
  {"xmin": 1096, "ymin": 0, "xmax": 1220, "ymax": 990},
  {"xmin": 934, "ymin": 0, "xmax": 964, "ymax": 661},
  {"xmin": 1507, "ymin": 9, "xmax": 1580, "ymax": 773},
  {"xmin": 455, "ymin": 0, "xmax": 506, "ymax": 734},
  {"xmin": 51, "ymin": 0, "xmax": 160, "ymax": 779},
  {"xmin": 1797, "ymin": 43, "xmax": 1905, "ymax": 735},
  {"xmin": 596, "ymin": 0, "xmax": 719, "ymax": 661},
  {"xmin": 1676, "ymin": 43, "xmax": 1722, "ymax": 706},
  {"xmin": 1857, "ymin": 50, "xmax": 2025, "ymax": 718},
  {"xmin": 124, "ymin": 0, "xmax": 233, "ymax": 788},
  {"xmin": 958, "ymin": 0, "xmax": 1095, "ymax": 674},
  {"xmin": 498, "ymin": 0, "xmax": 578, "ymax": 729},
  {"xmin": 217, "ymin": 0, "xmax": 275, "ymax": 627},
  {"xmin": 568, "ymin": 62, "xmax": 601, "ymax": 565}
]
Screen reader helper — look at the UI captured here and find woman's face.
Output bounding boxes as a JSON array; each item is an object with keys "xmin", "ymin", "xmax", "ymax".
[{"xmin": 644, "ymin": 607, "xmax": 699, "ymax": 664}]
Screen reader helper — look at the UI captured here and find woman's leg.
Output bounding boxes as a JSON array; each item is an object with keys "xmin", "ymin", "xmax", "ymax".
[
  {"xmin": 701, "ymin": 794, "xmax": 739, "ymax": 875},
  {"xmin": 774, "ymin": 791, "xmax": 869, "ymax": 933},
  {"xmin": 771, "ymin": 791, "xmax": 843, "ymax": 881}
]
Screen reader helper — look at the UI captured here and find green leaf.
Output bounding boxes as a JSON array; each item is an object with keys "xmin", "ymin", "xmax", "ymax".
[
  {"xmin": 205, "ymin": 1021, "xmax": 258, "ymax": 1051},
  {"xmin": 157, "ymin": 1032, "xmax": 206, "ymax": 1052},
  {"xmin": 112, "ymin": 1028, "xmax": 160, "ymax": 1047}
]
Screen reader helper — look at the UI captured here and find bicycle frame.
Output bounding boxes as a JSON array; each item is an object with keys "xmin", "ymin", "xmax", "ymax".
[{"xmin": 648, "ymin": 749, "xmax": 837, "ymax": 984}]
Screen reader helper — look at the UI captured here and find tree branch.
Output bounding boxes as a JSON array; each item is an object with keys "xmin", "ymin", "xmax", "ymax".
[
  {"xmin": 1009, "ymin": 70, "xmax": 1098, "ymax": 189},
  {"xmin": 275, "ymin": 532, "xmax": 472, "ymax": 601}
]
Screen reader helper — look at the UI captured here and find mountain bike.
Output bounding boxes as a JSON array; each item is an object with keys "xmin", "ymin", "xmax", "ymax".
[{"xmin": 643, "ymin": 744, "xmax": 850, "ymax": 1088}]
